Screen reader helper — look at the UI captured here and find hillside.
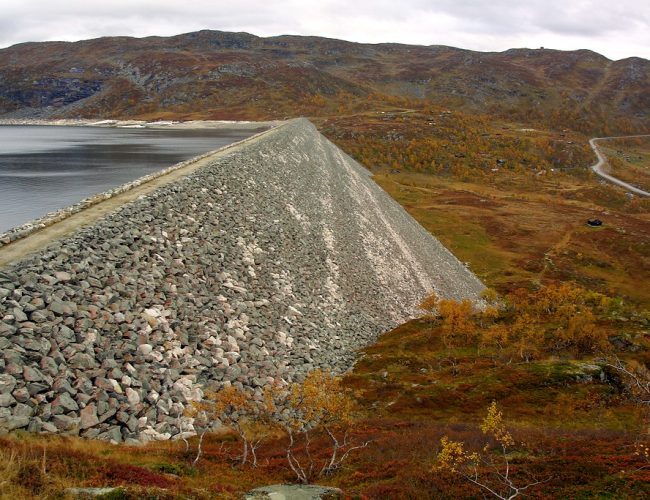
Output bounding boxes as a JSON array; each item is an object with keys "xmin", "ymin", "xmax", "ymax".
[{"xmin": 1, "ymin": 30, "xmax": 649, "ymax": 134}]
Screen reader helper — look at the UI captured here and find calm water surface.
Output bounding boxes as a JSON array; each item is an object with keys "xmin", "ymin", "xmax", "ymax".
[{"xmin": 0, "ymin": 125, "xmax": 263, "ymax": 233}]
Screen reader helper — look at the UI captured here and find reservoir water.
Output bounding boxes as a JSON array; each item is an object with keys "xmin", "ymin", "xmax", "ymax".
[{"xmin": 0, "ymin": 125, "xmax": 264, "ymax": 233}]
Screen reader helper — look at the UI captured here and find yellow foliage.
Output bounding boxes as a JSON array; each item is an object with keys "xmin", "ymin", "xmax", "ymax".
[
  {"xmin": 480, "ymin": 402, "xmax": 515, "ymax": 448},
  {"xmin": 188, "ymin": 385, "xmax": 279, "ymax": 456},
  {"xmin": 212, "ymin": 386, "xmax": 253, "ymax": 419},
  {"xmin": 556, "ymin": 309, "xmax": 608, "ymax": 353},
  {"xmin": 287, "ymin": 369, "xmax": 356, "ymax": 432},
  {"xmin": 510, "ymin": 313, "xmax": 544, "ymax": 362},
  {"xmin": 418, "ymin": 283, "xmax": 614, "ymax": 357},
  {"xmin": 480, "ymin": 323, "xmax": 510, "ymax": 352},
  {"xmin": 438, "ymin": 298, "xmax": 477, "ymax": 347},
  {"xmin": 480, "ymin": 288, "xmax": 499, "ymax": 305},
  {"xmin": 434, "ymin": 402, "xmax": 547, "ymax": 499},
  {"xmin": 418, "ymin": 292, "xmax": 439, "ymax": 319},
  {"xmin": 434, "ymin": 436, "xmax": 479, "ymax": 474}
]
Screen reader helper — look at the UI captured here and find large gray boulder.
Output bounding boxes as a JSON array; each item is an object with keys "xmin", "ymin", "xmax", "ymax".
[{"xmin": 245, "ymin": 484, "xmax": 343, "ymax": 500}]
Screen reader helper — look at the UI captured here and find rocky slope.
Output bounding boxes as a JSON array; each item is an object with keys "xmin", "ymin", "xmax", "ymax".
[
  {"xmin": 0, "ymin": 119, "xmax": 484, "ymax": 442},
  {"xmin": 0, "ymin": 30, "xmax": 648, "ymax": 132}
]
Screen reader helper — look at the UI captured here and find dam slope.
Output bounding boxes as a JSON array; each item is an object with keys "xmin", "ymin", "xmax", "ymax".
[{"xmin": 0, "ymin": 118, "xmax": 484, "ymax": 441}]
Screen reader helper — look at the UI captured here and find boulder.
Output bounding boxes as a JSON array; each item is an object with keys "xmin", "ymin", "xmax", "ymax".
[
  {"xmin": 52, "ymin": 392, "xmax": 80, "ymax": 413},
  {"xmin": 0, "ymin": 374, "xmax": 17, "ymax": 394},
  {"xmin": 0, "ymin": 415, "xmax": 30, "ymax": 432},
  {"xmin": 245, "ymin": 484, "xmax": 343, "ymax": 500},
  {"xmin": 79, "ymin": 403, "xmax": 99, "ymax": 429}
]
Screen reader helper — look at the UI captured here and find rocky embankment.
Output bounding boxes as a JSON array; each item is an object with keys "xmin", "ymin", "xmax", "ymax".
[{"xmin": 0, "ymin": 118, "xmax": 484, "ymax": 443}]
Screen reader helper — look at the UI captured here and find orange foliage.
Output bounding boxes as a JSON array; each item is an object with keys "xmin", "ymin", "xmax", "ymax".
[
  {"xmin": 438, "ymin": 299, "xmax": 477, "ymax": 348},
  {"xmin": 420, "ymin": 283, "xmax": 613, "ymax": 358}
]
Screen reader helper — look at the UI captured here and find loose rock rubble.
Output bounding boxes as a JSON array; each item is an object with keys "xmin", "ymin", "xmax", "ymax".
[{"xmin": 0, "ymin": 118, "xmax": 484, "ymax": 442}]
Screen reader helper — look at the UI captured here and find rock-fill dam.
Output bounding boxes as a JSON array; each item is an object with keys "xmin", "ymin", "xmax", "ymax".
[{"xmin": 0, "ymin": 118, "xmax": 484, "ymax": 442}]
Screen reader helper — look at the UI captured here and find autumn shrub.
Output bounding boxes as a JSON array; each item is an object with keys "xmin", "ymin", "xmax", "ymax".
[
  {"xmin": 427, "ymin": 283, "xmax": 615, "ymax": 358},
  {"xmin": 418, "ymin": 292, "xmax": 478, "ymax": 347},
  {"xmin": 435, "ymin": 402, "xmax": 550, "ymax": 499},
  {"xmin": 187, "ymin": 384, "xmax": 280, "ymax": 467},
  {"xmin": 438, "ymin": 298, "xmax": 477, "ymax": 347},
  {"xmin": 517, "ymin": 284, "xmax": 610, "ymax": 355},
  {"xmin": 267, "ymin": 370, "xmax": 369, "ymax": 483},
  {"xmin": 418, "ymin": 292, "xmax": 440, "ymax": 322}
]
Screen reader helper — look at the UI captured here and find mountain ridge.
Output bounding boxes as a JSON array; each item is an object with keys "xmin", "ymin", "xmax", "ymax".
[{"xmin": 0, "ymin": 29, "xmax": 648, "ymax": 133}]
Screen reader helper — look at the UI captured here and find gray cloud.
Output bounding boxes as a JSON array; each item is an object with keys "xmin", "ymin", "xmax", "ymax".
[{"xmin": 0, "ymin": 0, "xmax": 648, "ymax": 60}]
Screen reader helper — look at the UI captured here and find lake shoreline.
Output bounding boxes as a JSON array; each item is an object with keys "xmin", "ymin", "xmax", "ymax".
[
  {"xmin": 0, "ymin": 118, "xmax": 281, "ymax": 130},
  {"xmin": 0, "ymin": 121, "xmax": 284, "ymax": 257}
]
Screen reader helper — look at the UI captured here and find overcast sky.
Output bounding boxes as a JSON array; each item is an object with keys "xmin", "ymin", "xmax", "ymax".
[{"xmin": 1, "ymin": 0, "xmax": 648, "ymax": 61}]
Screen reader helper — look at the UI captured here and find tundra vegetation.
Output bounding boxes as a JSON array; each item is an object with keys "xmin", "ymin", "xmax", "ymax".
[
  {"xmin": 1, "ymin": 99, "xmax": 650, "ymax": 498},
  {"xmin": 2, "ymin": 279, "xmax": 650, "ymax": 498}
]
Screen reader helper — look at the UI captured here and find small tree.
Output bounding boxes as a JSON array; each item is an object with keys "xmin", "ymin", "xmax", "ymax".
[
  {"xmin": 187, "ymin": 385, "xmax": 277, "ymax": 467},
  {"xmin": 418, "ymin": 292, "xmax": 440, "ymax": 322},
  {"xmin": 480, "ymin": 323, "xmax": 511, "ymax": 363},
  {"xmin": 435, "ymin": 402, "xmax": 550, "ymax": 499},
  {"xmin": 438, "ymin": 298, "xmax": 477, "ymax": 347},
  {"xmin": 509, "ymin": 313, "xmax": 544, "ymax": 363},
  {"xmin": 272, "ymin": 370, "xmax": 370, "ymax": 484}
]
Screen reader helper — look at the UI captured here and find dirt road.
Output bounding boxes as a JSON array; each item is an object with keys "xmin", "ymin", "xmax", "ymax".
[{"xmin": 589, "ymin": 135, "xmax": 650, "ymax": 197}]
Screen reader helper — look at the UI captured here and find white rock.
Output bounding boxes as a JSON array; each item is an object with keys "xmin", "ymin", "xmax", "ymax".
[
  {"xmin": 173, "ymin": 431, "xmax": 197, "ymax": 441},
  {"xmin": 140, "ymin": 427, "xmax": 172, "ymax": 442},
  {"xmin": 138, "ymin": 344, "xmax": 153, "ymax": 356},
  {"xmin": 126, "ymin": 387, "xmax": 140, "ymax": 405},
  {"xmin": 288, "ymin": 306, "xmax": 303, "ymax": 316},
  {"xmin": 144, "ymin": 308, "xmax": 161, "ymax": 318}
]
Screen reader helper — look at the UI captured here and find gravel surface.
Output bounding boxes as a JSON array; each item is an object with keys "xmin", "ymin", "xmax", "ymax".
[
  {"xmin": 589, "ymin": 135, "xmax": 650, "ymax": 197},
  {"xmin": 0, "ymin": 118, "xmax": 484, "ymax": 442}
]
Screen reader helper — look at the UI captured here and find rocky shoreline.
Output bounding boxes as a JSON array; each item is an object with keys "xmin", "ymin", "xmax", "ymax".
[
  {"xmin": 0, "ymin": 118, "xmax": 281, "ymax": 129},
  {"xmin": 0, "ymin": 118, "xmax": 485, "ymax": 443}
]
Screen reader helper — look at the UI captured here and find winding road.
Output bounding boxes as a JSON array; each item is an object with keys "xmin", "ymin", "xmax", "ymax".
[{"xmin": 589, "ymin": 135, "xmax": 650, "ymax": 197}]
